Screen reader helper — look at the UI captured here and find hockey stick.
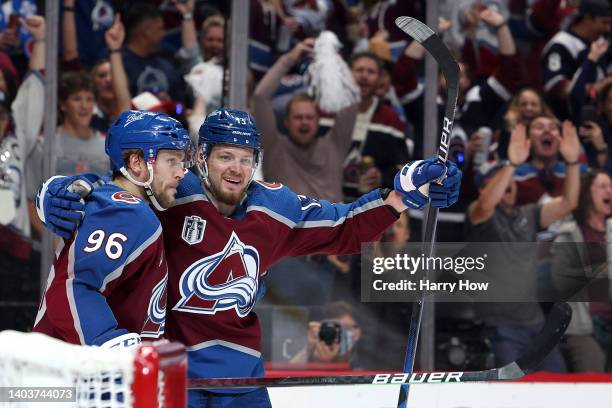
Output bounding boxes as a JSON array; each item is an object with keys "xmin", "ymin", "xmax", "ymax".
[
  {"xmin": 187, "ymin": 303, "xmax": 571, "ymax": 389},
  {"xmin": 393, "ymin": 16, "xmax": 460, "ymax": 408}
]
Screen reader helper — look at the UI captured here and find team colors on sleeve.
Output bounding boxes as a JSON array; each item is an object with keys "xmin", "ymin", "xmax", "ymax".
[{"xmin": 34, "ymin": 183, "xmax": 169, "ymax": 346}]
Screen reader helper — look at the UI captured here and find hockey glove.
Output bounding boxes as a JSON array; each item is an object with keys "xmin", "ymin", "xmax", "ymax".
[
  {"xmin": 394, "ymin": 158, "xmax": 461, "ymax": 209},
  {"xmin": 36, "ymin": 175, "xmax": 95, "ymax": 238},
  {"xmin": 429, "ymin": 161, "xmax": 462, "ymax": 208}
]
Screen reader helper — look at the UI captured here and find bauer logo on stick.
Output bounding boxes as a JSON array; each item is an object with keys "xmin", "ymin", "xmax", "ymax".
[{"xmin": 372, "ymin": 372, "xmax": 463, "ymax": 384}]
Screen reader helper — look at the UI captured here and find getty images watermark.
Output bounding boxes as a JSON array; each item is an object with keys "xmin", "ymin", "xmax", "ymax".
[
  {"xmin": 360, "ymin": 242, "xmax": 612, "ymax": 302},
  {"xmin": 371, "ymin": 253, "xmax": 489, "ymax": 293}
]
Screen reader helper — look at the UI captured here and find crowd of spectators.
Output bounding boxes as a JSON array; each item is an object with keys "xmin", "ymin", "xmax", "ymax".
[{"xmin": 0, "ymin": 0, "xmax": 611, "ymax": 374}]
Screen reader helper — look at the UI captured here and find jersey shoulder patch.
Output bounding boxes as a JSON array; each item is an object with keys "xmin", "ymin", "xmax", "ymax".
[{"xmin": 110, "ymin": 191, "xmax": 142, "ymax": 204}]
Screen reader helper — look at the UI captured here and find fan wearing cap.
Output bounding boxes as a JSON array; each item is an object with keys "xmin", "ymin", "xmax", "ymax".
[
  {"xmin": 467, "ymin": 119, "xmax": 580, "ymax": 371},
  {"xmin": 33, "ymin": 110, "xmax": 194, "ymax": 349},
  {"xmin": 542, "ymin": 0, "xmax": 611, "ymax": 119}
]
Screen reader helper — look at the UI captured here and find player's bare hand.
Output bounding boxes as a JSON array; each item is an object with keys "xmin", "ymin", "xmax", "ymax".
[
  {"xmin": 21, "ymin": 15, "xmax": 45, "ymax": 42},
  {"xmin": 63, "ymin": 0, "xmax": 75, "ymax": 7},
  {"xmin": 558, "ymin": 120, "xmax": 580, "ymax": 163},
  {"xmin": 105, "ymin": 14, "xmax": 125, "ymax": 50},
  {"xmin": 508, "ymin": 123, "xmax": 530, "ymax": 165}
]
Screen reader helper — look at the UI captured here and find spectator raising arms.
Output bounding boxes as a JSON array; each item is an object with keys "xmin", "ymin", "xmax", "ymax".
[
  {"xmin": 253, "ymin": 38, "xmax": 357, "ymax": 203},
  {"xmin": 513, "ymin": 114, "xmax": 588, "ymax": 206},
  {"xmin": 467, "ymin": 120, "xmax": 581, "ymax": 372},
  {"xmin": 62, "ymin": 1, "xmax": 131, "ymax": 132}
]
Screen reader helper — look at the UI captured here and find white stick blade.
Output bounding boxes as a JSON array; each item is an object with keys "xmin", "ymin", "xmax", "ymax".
[{"xmin": 395, "ymin": 16, "xmax": 435, "ymax": 43}]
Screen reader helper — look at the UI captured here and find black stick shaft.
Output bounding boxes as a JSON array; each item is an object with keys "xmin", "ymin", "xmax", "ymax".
[{"xmin": 394, "ymin": 16, "xmax": 460, "ymax": 408}]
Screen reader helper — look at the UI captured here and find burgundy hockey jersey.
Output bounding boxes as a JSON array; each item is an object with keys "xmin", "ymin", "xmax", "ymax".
[{"xmin": 158, "ymin": 171, "xmax": 398, "ymax": 386}]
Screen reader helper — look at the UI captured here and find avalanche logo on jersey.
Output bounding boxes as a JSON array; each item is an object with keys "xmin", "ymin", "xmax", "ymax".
[
  {"xmin": 141, "ymin": 273, "xmax": 168, "ymax": 338},
  {"xmin": 182, "ymin": 215, "xmax": 206, "ymax": 245},
  {"xmin": 173, "ymin": 232, "xmax": 260, "ymax": 318}
]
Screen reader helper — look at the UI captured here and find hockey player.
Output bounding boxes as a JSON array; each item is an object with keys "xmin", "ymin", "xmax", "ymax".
[
  {"xmin": 33, "ymin": 110, "xmax": 194, "ymax": 349},
  {"xmin": 37, "ymin": 108, "xmax": 461, "ymax": 406}
]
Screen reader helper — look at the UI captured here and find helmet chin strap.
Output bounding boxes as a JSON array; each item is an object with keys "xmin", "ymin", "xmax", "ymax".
[{"xmin": 119, "ymin": 162, "xmax": 167, "ymax": 211}]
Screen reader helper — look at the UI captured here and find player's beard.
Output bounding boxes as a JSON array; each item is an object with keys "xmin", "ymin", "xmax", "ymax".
[{"xmin": 208, "ymin": 177, "xmax": 248, "ymax": 205}]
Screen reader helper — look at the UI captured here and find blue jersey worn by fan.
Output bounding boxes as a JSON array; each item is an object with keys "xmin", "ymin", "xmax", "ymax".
[
  {"xmin": 37, "ymin": 109, "xmax": 462, "ymax": 407},
  {"xmin": 33, "ymin": 110, "xmax": 193, "ymax": 349}
]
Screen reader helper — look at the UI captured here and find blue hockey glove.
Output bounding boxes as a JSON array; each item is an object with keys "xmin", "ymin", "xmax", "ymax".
[
  {"xmin": 394, "ymin": 158, "xmax": 462, "ymax": 209},
  {"xmin": 36, "ymin": 175, "xmax": 95, "ymax": 238},
  {"xmin": 429, "ymin": 161, "xmax": 462, "ymax": 208}
]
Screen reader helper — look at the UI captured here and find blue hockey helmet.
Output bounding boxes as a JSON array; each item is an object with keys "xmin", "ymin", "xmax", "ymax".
[
  {"xmin": 106, "ymin": 110, "xmax": 194, "ymax": 172},
  {"xmin": 198, "ymin": 108, "xmax": 262, "ymax": 163}
]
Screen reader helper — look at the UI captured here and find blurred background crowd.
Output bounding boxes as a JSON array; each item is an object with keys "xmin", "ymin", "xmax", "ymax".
[{"xmin": 0, "ymin": 0, "xmax": 611, "ymax": 375}]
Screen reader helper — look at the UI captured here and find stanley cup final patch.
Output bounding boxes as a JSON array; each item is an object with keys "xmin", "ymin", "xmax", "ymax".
[{"xmin": 182, "ymin": 215, "xmax": 206, "ymax": 245}]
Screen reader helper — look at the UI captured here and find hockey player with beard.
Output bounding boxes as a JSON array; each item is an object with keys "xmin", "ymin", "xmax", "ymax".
[{"xmin": 37, "ymin": 108, "xmax": 462, "ymax": 407}]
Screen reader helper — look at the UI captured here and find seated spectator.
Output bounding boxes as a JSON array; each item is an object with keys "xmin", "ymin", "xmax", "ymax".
[
  {"xmin": 552, "ymin": 169, "xmax": 610, "ymax": 372},
  {"xmin": 541, "ymin": 0, "xmax": 611, "ymax": 119},
  {"xmin": 514, "ymin": 114, "xmax": 588, "ymax": 206},
  {"xmin": 467, "ymin": 120, "xmax": 580, "ymax": 372},
  {"xmin": 121, "ymin": 2, "xmax": 185, "ymax": 103},
  {"xmin": 290, "ymin": 302, "xmax": 363, "ymax": 369},
  {"xmin": 253, "ymin": 38, "xmax": 357, "ymax": 203}
]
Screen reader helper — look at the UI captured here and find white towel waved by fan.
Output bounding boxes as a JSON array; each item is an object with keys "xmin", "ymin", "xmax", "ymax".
[
  {"xmin": 307, "ymin": 31, "xmax": 360, "ymax": 113},
  {"xmin": 184, "ymin": 61, "xmax": 223, "ymax": 104}
]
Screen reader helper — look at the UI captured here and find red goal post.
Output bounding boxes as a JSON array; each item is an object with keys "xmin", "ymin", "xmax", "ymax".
[{"xmin": 0, "ymin": 330, "xmax": 187, "ymax": 408}]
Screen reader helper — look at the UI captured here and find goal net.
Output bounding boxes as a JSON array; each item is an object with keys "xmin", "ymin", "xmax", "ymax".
[{"xmin": 0, "ymin": 330, "xmax": 186, "ymax": 408}]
